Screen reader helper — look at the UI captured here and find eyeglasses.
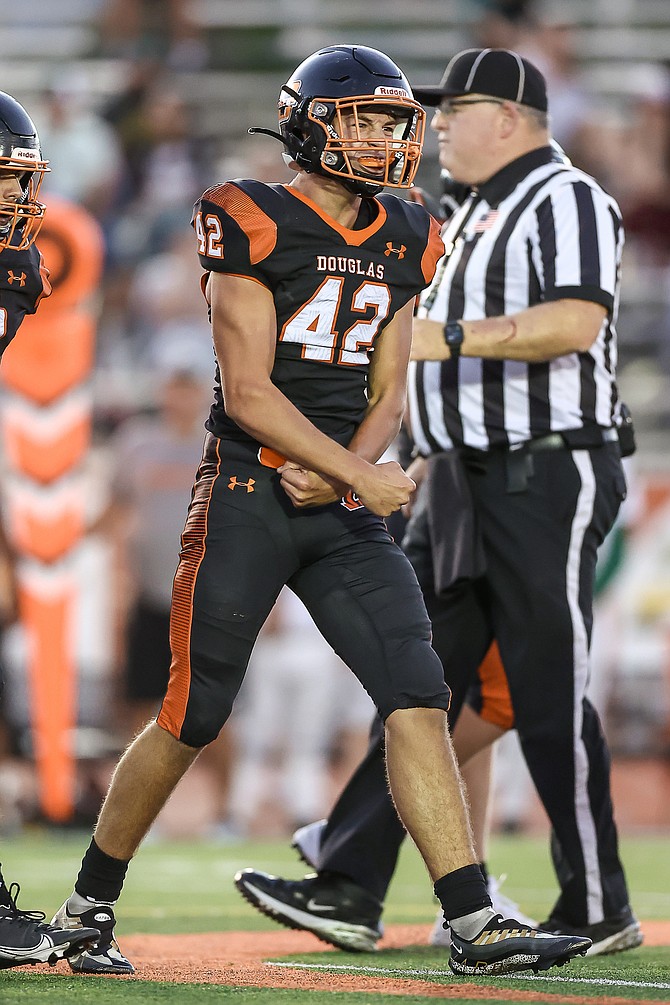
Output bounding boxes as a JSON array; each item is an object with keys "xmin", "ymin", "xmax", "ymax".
[{"xmin": 436, "ymin": 98, "xmax": 504, "ymax": 116}]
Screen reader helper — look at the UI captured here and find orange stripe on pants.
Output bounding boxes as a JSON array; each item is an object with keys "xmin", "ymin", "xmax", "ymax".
[
  {"xmin": 158, "ymin": 438, "xmax": 221, "ymax": 740},
  {"xmin": 477, "ymin": 640, "xmax": 515, "ymax": 732}
]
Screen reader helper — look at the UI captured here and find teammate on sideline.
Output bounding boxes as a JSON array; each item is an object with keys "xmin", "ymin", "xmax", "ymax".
[
  {"xmin": 51, "ymin": 44, "xmax": 590, "ymax": 977},
  {"xmin": 0, "ymin": 90, "xmax": 100, "ymax": 970}
]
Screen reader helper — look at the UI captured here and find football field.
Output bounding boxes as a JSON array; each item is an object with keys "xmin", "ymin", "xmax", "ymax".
[{"xmin": 1, "ymin": 830, "xmax": 668, "ymax": 1003}]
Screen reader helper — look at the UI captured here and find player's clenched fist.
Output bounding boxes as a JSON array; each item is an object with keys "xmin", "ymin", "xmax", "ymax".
[{"xmin": 353, "ymin": 460, "xmax": 416, "ymax": 517}]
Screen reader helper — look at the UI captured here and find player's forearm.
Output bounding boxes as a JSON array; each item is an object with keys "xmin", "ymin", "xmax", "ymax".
[
  {"xmin": 224, "ymin": 380, "xmax": 370, "ymax": 488},
  {"xmin": 346, "ymin": 394, "xmax": 404, "ymax": 465}
]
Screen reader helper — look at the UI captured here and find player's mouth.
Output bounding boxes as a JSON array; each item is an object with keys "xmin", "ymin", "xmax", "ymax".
[{"xmin": 356, "ymin": 155, "xmax": 386, "ymax": 175}]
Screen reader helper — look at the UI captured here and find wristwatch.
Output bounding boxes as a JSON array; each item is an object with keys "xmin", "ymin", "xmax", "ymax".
[{"xmin": 443, "ymin": 321, "xmax": 464, "ymax": 360}]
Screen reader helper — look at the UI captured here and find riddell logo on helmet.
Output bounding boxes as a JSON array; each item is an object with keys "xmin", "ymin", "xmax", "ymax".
[
  {"xmin": 10, "ymin": 147, "xmax": 38, "ymax": 161},
  {"xmin": 375, "ymin": 87, "xmax": 409, "ymax": 98}
]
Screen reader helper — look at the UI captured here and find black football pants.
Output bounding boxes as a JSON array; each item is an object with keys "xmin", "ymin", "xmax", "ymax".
[{"xmin": 157, "ymin": 435, "xmax": 450, "ymax": 747}]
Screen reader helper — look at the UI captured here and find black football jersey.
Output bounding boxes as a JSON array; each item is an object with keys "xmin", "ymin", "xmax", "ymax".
[
  {"xmin": 0, "ymin": 242, "xmax": 51, "ymax": 361},
  {"xmin": 193, "ymin": 179, "xmax": 444, "ymax": 447}
]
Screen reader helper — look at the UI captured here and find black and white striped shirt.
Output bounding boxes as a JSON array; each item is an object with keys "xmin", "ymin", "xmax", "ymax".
[{"xmin": 407, "ymin": 146, "xmax": 624, "ymax": 454}]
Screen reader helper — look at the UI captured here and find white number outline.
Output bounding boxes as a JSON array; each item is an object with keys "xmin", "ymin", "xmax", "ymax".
[
  {"xmin": 340, "ymin": 281, "xmax": 391, "ymax": 366},
  {"xmin": 194, "ymin": 212, "xmax": 224, "ymax": 258},
  {"xmin": 279, "ymin": 277, "xmax": 391, "ymax": 365}
]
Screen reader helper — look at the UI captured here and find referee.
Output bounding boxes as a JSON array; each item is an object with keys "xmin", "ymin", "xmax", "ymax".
[
  {"xmin": 407, "ymin": 47, "xmax": 639, "ymax": 951},
  {"xmin": 237, "ymin": 48, "xmax": 642, "ymax": 958}
]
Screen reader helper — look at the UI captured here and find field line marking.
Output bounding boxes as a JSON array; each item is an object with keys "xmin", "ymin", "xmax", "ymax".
[{"xmin": 266, "ymin": 961, "xmax": 670, "ymax": 991}]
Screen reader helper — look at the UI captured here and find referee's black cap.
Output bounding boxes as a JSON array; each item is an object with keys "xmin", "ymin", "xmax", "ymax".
[{"xmin": 414, "ymin": 48, "xmax": 548, "ymax": 112}]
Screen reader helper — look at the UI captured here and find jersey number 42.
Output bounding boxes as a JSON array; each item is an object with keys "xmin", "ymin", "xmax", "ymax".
[{"xmin": 281, "ymin": 277, "xmax": 391, "ymax": 366}]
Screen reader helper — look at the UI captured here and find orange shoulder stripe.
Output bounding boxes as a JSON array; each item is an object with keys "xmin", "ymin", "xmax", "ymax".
[
  {"xmin": 421, "ymin": 214, "xmax": 445, "ymax": 284},
  {"xmin": 34, "ymin": 249, "xmax": 52, "ymax": 308},
  {"xmin": 204, "ymin": 184, "xmax": 277, "ymax": 264}
]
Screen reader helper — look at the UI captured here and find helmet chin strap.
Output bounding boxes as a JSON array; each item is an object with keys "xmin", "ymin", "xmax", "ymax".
[{"xmin": 342, "ymin": 177, "xmax": 383, "ymax": 198}]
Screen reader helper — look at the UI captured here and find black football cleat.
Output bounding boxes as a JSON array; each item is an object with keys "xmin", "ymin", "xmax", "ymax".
[
  {"xmin": 51, "ymin": 901, "xmax": 134, "ymax": 974},
  {"xmin": 541, "ymin": 905, "xmax": 643, "ymax": 956},
  {"xmin": 0, "ymin": 874, "xmax": 100, "ymax": 970},
  {"xmin": 449, "ymin": 913, "xmax": 591, "ymax": 976},
  {"xmin": 235, "ymin": 867, "xmax": 383, "ymax": 951}
]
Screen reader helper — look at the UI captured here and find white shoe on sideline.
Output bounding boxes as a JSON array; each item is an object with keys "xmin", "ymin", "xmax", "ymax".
[{"xmin": 291, "ymin": 819, "xmax": 327, "ymax": 869}]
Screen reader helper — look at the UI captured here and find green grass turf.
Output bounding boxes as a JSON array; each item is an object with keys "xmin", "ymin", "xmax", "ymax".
[
  {"xmin": 261, "ymin": 945, "xmax": 670, "ymax": 1001},
  {"xmin": 0, "ymin": 829, "xmax": 668, "ymax": 1003}
]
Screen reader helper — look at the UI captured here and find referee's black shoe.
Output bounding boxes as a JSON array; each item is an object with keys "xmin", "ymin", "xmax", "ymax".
[
  {"xmin": 449, "ymin": 914, "xmax": 591, "ymax": 976},
  {"xmin": 234, "ymin": 868, "xmax": 383, "ymax": 951},
  {"xmin": 540, "ymin": 905, "xmax": 643, "ymax": 956}
]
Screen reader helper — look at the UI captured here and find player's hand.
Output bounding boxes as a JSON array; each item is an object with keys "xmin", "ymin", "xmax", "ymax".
[
  {"xmin": 278, "ymin": 462, "xmax": 341, "ymax": 507},
  {"xmin": 401, "ymin": 455, "xmax": 428, "ymax": 518},
  {"xmin": 352, "ymin": 460, "xmax": 416, "ymax": 517}
]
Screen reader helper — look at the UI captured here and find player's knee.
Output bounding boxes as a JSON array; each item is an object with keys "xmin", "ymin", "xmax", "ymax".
[
  {"xmin": 178, "ymin": 715, "xmax": 231, "ymax": 748},
  {"xmin": 167, "ymin": 687, "xmax": 236, "ymax": 748},
  {"xmin": 375, "ymin": 640, "xmax": 450, "ymax": 720},
  {"xmin": 381, "ymin": 688, "xmax": 451, "ymax": 722},
  {"xmin": 386, "ymin": 704, "xmax": 449, "ymax": 728}
]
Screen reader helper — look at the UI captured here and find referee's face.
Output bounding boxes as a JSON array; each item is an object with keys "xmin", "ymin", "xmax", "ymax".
[{"xmin": 431, "ymin": 94, "xmax": 506, "ymax": 186}]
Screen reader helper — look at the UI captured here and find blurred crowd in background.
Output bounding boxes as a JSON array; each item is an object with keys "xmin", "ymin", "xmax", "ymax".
[{"xmin": 0, "ymin": 0, "xmax": 669, "ymax": 841}]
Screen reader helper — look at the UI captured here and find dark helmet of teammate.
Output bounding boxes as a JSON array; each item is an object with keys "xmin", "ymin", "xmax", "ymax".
[
  {"xmin": 0, "ymin": 90, "xmax": 50, "ymax": 250},
  {"xmin": 250, "ymin": 44, "xmax": 425, "ymax": 197}
]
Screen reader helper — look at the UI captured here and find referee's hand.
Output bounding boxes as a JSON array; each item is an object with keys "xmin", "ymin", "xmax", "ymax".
[{"xmin": 401, "ymin": 456, "xmax": 428, "ymax": 518}]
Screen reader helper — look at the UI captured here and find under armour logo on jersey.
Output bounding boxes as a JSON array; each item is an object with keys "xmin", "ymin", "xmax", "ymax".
[
  {"xmin": 384, "ymin": 243, "xmax": 406, "ymax": 259},
  {"xmin": 7, "ymin": 270, "xmax": 26, "ymax": 286},
  {"xmin": 228, "ymin": 476, "xmax": 255, "ymax": 493}
]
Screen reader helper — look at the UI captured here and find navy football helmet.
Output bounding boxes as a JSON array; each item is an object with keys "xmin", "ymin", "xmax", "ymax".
[
  {"xmin": 252, "ymin": 45, "xmax": 425, "ymax": 197},
  {"xmin": 0, "ymin": 91, "xmax": 49, "ymax": 250}
]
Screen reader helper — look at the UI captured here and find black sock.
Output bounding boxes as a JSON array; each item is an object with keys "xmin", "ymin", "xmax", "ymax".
[
  {"xmin": 74, "ymin": 838, "xmax": 130, "ymax": 905},
  {"xmin": 480, "ymin": 860, "xmax": 489, "ymax": 886},
  {"xmin": 434, "ymin": 864, "xmax": 492, "ymax": 921}
]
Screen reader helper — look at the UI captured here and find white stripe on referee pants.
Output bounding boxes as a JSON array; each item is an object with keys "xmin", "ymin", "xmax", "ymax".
[{"xmin": 567, "ymin": 449, "xmax": 604, "ymax": 923}]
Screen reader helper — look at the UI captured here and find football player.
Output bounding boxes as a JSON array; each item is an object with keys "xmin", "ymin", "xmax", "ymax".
[{"xmin": 0, "ymin": 89, "xmax": 101, "ymax": 969}]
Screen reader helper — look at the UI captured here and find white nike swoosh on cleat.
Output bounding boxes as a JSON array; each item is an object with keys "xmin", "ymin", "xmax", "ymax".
[
  {"xmin": 0, "ymin": 935, "xmax": 53, "ymax": 958},
  {"xmin": 305, "ymin": 899, "xmax": 338, "ymax": 912}
]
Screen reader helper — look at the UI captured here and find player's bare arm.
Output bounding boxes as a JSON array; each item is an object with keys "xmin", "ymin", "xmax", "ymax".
[
  {"xmin": 209, "ymin": 271, "xmax": 415, "ymax": 517},
  {"xmin": 411, "ymin": 299, "xmax": 607, "ymax": 363},
  {"xmin": 279, "ymin": 298, "xmax": 415, "ymax": 508}
]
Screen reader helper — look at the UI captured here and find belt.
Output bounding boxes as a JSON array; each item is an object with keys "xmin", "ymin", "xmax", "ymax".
[
  {"xmin": 527, "ymin": 427, "xmax": 619, "ymax": 453},
  {"xmin": 460, "ymin": 427, "xmax": 620, "ymax": 494},
  {"xmin": 461, "ymin": 427, "xmax": 619, "ymax": 459}
]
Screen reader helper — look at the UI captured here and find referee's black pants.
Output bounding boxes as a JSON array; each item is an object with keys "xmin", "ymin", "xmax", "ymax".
[{"xmin": 318, "ymin": 440, "xmax": 631, "ymax": 927}]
